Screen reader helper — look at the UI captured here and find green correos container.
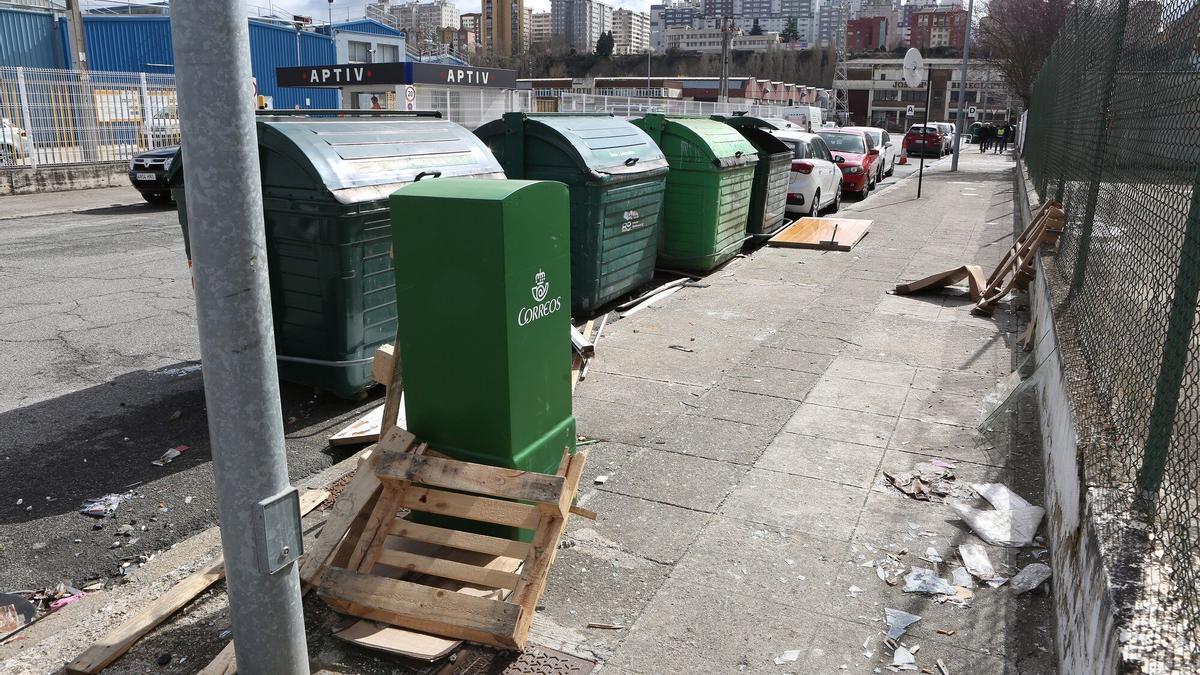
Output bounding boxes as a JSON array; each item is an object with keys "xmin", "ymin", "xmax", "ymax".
[
  {"xmin": 474, "ymin": 113, "xmax": 669, "ymax": 315},
  {"xmin": 711, "ymin": 115, "xmax": 794, "ymax": 236},
  {"xmin": 169, "ymin": 113, "xmax": 505, "ymax": 398},
  {"xmin": 389, "ymin": 178, "xmax": 575, "ymax": 480},
  {"xmin": 631, "ymin": 114, "xmax": 758, "ymax": 272}
]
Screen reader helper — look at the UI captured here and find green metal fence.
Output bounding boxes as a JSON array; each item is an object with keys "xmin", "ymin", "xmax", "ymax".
[{"xmin": 1023, "ymin": 0, "xmax": 1200, "ymax": 661}]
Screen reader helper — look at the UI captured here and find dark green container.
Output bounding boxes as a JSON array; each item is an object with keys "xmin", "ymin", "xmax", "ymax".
[
  {"xmin": 169, "ymin": 112, "xmax": 505, "ymax": 398},
  {"xmin": 631, "ymin": 114, "xmax": 758, "ymax": 272},
  {"xmin": 474, "ymin": 113, "xmax": 669, "ymax": 315},
  {"xmin": 711, "ymin": 115, "xmax": 794, "ymax": 236}
]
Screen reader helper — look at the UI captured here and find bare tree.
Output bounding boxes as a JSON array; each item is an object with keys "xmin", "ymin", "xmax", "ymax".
[{"xmin": 976, "ymin": 0, "xmax": 1072, "ymax": 106}]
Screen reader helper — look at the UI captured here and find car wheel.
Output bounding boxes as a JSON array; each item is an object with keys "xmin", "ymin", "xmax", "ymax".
[
  {"xmin": 808, "ymin": 190, "xmax": 821, "ymax": 217},
  {"xmin": 828, "ymin": 186, "xmax": 841, "ymax": 213},
  {"xmin": 143, "ymin": 191, "xmax": 172, "ymax": 205},
  {"xmin": 886, "ymin": 158, "xmax": 895, "ymax": 177}
]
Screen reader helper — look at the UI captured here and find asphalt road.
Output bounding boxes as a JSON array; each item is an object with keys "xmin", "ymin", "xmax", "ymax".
[{"xmin": 0, "ymin": 188, "xmax": 379, "ymax": 591}]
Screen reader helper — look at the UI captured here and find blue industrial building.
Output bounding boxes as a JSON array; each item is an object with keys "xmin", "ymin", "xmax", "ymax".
[{"xmin": 0, "ymin": 6, "xmax": 64, "ymax": 69}]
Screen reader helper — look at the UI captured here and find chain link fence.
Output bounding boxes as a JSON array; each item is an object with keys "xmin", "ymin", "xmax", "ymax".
[{"xmin": 1023, "ymin": 0, "xmax": 1200, "ymax": 665}]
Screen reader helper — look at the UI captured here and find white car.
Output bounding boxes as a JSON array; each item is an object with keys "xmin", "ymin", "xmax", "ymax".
[
  {"xmin": 844, "ymin": 126, "xmax": 897, "ymax": 181},
  {"xmin": 0, "ymin": 117, "xmax": 34, "ymax": 166},
  {"xmin": 771, "ymin": 130, "xmax": 842, "ymax": 216}
]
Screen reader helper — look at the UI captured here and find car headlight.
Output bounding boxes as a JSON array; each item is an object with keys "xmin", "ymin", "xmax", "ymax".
[
  {"xmin": 844, "ymin": 166, "xmax": 864, "ymax": 174},
  {"xmin": 129, "ymin": 158, "xmax": 136, "ymax": 170}
]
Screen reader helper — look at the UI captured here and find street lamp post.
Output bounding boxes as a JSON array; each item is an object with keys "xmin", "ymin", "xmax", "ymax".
[{"xmin": 951, "ymin": 0, "xmax": 975, "ymax": 172}]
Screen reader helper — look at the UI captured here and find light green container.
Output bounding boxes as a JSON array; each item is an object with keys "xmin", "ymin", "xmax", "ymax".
[
  {"xmin": 631, "ymin": 114, "xmax": 758, "ymax": 272},
  {"xmin": 710, "ymin": 115, "xmax": 794, "ymax": 236},
  {"xmin": 389, "ymin": 178, "xmax": 575, "ymax": 478}
]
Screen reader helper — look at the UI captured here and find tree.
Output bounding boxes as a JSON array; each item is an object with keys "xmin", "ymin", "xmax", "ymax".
[
  {"xmin": 975, "ymin": 0, "xmax": 1071, "ymax": 106},
  {"xmin": 595, "ymin": 31, "xmax": 615, "ymax": 58},
  {"xmin": 750, "ymin": 18, "xmax": 763, "ymax": 36},
  {"xmin": 780, "ymin": 17, "xmax": 799, "ymax": 43}
]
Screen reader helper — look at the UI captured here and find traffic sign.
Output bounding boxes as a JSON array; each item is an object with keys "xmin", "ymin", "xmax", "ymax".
[
  {"xmin": 404, "ymin": 85, "xmax": 416, "ymax": 111},
  {"xmin": 968, "ymin": 106, "xmax": 977, "ymax": 118},
  {"xmin": 902, "ymin": 48, "xmax": 924, "ymax": 88},
  {"xmin": 906, "ymin": 104, "xmax": 915, "ymax": 116}
]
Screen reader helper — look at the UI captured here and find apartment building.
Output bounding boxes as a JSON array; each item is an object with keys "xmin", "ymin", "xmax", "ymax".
[
  {"xmin": 551, "ymin": 0, "xmax": 613, "ymax": 52},
  {"xmin": 530, "ymin": 11, "xmax": 552, "ymax": 46},
  {"xmin": 481, "ymin": 0, "xmax": 525, "ymax": 56},
  {"xmin": 663, "ymin": 25, "xmax": 780, "ymax": 52},
  {"xmin": 649, "ymin": 0, "xmax": 703, "ymax": 51},
  {"xmin": 910, "ymin": 6, "xmax": 968, "ymax": 49},
  {"xmin": 612, "ymin": 8, "xmax": 650, "ymax": 54},
  {"xmin": 387, "ymin": 0, "xmax": 460, "ymax": 36}
]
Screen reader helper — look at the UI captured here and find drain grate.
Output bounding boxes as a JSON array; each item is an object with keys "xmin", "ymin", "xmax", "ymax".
[{"xmin": 444, "ymin": 644, "xmax": 596, "ymax": 675}]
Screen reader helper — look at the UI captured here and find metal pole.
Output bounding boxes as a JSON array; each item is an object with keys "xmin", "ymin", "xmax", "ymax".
[
  {"xmin": 169, "ymin": 2, "xmax": 310, "ymax": 673},
  {"xmin": 950, "ymin": 0, "xmax": 974, "ymax": 172},
  {"xmin": 16, "ymin": 67, "xmax": 37, "ymax": 170},
  {"xmin": 917, "ymin": 66, "xmax": 931, "ymax": 198}
]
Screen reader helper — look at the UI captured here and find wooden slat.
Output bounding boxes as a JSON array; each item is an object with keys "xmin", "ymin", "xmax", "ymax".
[
  {"xmin": 399, "ymin": 486, "xmax": 542, "ymax": 530},
  {"xmin": 351, "ymin": 483, "xmax": 409, "ymax": 573},
  {"xmin": 319, "ymin": 568, "xmax": 521, "ymax": 649},
  {"xmin": 67, "ymin": 489, "xmax": 329, "ymax": 674},
  {"xmin": 197, "ymin": 641, "xmax": 236, "ymax": 675},
  {"xmin": 893, "ymin": 264, "xmax": 986, "ymax": 301},
  {"xmin": 375, "ymin": 452, "xmax": 565, "ymax": 504},
  {"xmin": 299, "ymin": 452, "xmax": 383, "ymax": 589},
  {"xmin": 376, "ymin": 549, "xmax": 521, "ymax": 590},
  {"xmin": 388, "ymin": 520, "xmax": 533, "ymax": 559}
]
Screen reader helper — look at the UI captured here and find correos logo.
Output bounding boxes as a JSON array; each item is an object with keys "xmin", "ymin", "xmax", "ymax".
[{"xmin": 518, "ymin": 269, "xmax": 562, "ymax": 327}]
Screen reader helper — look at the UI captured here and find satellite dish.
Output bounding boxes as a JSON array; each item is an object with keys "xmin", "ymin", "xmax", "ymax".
[{"xmin": 903, "ymin": 48, "xmax": 924, "ymax": 88}]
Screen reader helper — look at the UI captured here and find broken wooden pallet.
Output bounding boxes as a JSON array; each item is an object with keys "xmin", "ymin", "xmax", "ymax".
[{"xmin": 317, "ymin": 440, "xmax": 588, "ymax": 651}]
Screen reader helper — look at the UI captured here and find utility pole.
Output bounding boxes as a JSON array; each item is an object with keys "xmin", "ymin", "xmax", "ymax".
[
  {"xmin": 65, "ymin": 0, "xmax": 88, "ymax": 72},
  {"xmin": 170, "ymin": 1, "xmax": 310, "ymax": 673},
  {"xmin": 718, "ymin": 16, "xmax": 732, "ymax": 103},
  {"xmin": 833, "ymin": 1, "xmax": 850, "ymax": 124},
  {"xmin": 950, "ymin": 0, "xmax": 975, "ymax": 171},
  {"xmin": 66, "ymin": 0, "xmax": 99, "ymax": 161}
]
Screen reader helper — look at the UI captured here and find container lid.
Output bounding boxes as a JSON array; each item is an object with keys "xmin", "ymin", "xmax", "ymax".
[
  {"xmin": 477, "ymin": 113, "xmax": 669, "ymax": 179},
  {"xmin": 257, "ymin": 115, "xmax": 505, "ymax": 204},
  {"xmin": 712, "ymin": 115, "xmax": 798, "ymax": 131},
  {"xmin": 634, "ymin": 114, "xmax": 757, "ymax": 169}
]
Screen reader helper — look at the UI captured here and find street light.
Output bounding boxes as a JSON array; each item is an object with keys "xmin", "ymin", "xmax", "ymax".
[{"xmin": 951, "ymin": 0, "xmax": 975, "ymax": 172}]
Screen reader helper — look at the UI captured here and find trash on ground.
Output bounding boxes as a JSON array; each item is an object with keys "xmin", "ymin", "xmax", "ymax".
[
  {"xmin": 49, "ymin": 592, "xmax": 86, "ymax": 611},
  {"xmin": 892, "ymin": 645, "xmax": 918, "ymax": 671},
  {"xmin": 80, "ymin": 493, "xmax": 131, "ymax": 518},
  {"xmin": 873, "ymin": 557, "xmax": 907, "ymax": 586},
  {"xmin": 883, "ymin": 462, "xmax": 971, "ymax": 503},
  {"xmin": 930, "ymin": 459, "xmax": 955, "ymax": 469},
  {"xmin": 923, "ymin": 547, "xmax": 943, "ymax": 563},
  {"xmin": 937, "ymin": 657, "xmax": 950, "ymax": 675},
  {"xmin": 774, "ymin": 649, "xmax": 802, "ymax": 665},
  {"xmin": 1009, "ymin": 563, "xmax": 1052, "ymax": 594},
  {"xmin": 951, "ymin": 483, "xmax": 1045, "ymax": 547},
  {"xmin": 667, "ymin": 344, "xmax": 694, "ymax": 353},
  {"xmin": 951, "ymin": 567, "xmax": 975, "ymax": 588},
  {"xmin": 586, "ymin": 622, "xmax": 625, "ymax": 629},
  {"xmin": 151, "ymin": 444, "xmax": 190, "ymax": 466},
  {"xmin": 884, "ymin": 608, "xmax": 922, "ymax": 640},
  {"xmin": 0, "ymin": 593, "xmax": 36, "ymax": 637},
  {"xmin": 594, "ymin": 475, "xmax": 609, "ymax": 485},
  {"xmin": 937, "ymin": 628, "xmax": 956, "ymax": 636},
  {"xmin": 957, "ymin": 543, "xmax": 996, "ymax": 579},
  {"xmin": 902, "ymin": 567, "xmax": 956, "ymax": 596},
  {"xmin": 847, "ymin": 585, "xmax": 863, "ymax": 598},
  {"xmin": 184, "ymin": 496, "xmax": 194, "ymax": 504}
]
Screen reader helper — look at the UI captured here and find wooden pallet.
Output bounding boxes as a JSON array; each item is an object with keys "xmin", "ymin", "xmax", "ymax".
[
  {"xmin": 316, "ymin": 434, "xmax": 588, "ymax": 651},
  {"xmin": 765, "ymin": 217, "xmax": 872, "ymax": 251}
]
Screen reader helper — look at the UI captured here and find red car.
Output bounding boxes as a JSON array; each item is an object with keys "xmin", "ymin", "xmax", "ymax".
[
  {"xmin": 903, "ymin": 124, "xmax": 946, "ymax": 158},
  {"xmin": 816, "ymin": 129, "xmax": 881, "ymax": 197}
]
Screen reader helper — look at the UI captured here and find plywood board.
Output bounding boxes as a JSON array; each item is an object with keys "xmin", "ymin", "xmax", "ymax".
[
  {"xmin": 333, "ymin": 620, "xmax": 461, "ymax": 661},
  {"xmin": 330, "ymin": 399, "xmax": 406, "ymax": 446},
  {"xmin": 766, "ymin": 217, "xmax": 871, "ymax": 251}
]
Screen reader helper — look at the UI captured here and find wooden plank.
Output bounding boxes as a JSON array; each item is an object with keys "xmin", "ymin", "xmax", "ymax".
[
  {"xmin": 376, "ymin": 549, "xmax": 521, "ymax": 590},
  {"xmin": 371, "ymin": 343, "xmax": 396, "ymax": 386},
  {"xmin": 330, "ymin": 401, "xmax": 406, "ymax": 446},
  {"xmin": 66, "ymin": 489, "xmax": 329, "ymax": 674},
  {"xmin": 765, "ymin": 217, "xmax": 871, "ymax": 251},
  {"xmin": 319, "ymin": 568, "xmax": 521, "ymax": 649},
  {"xmin": 350, "ymin": 484, "xmax": 409, "ymax": 573},
  {"xmin": 375, "ymin": 452, "xmax": 565, "ymax": 504},
  {"xmin": 388, "ymin": 520, "xmax": 533, "ymax": 559},
  {"xmin": 378, "ymin": 339, "xmax": 405, "ymax": 440},
  {"xmin": 197, "ymin": 641, "xmax": 236, "ymax": 675},
  {"xmin": 299, "ymin": 452, "xmax": 383, "ymax": 589},
  {"xmin": 893, "ymin": 264, "xmax": 986, "ymax": 301},
  {"xmin": 399, "ymin": 486, "xmax": 542, "ymax": 530}
]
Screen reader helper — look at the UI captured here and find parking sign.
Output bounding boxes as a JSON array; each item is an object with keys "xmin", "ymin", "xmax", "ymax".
[
  {"xmin": 969, "ymin": 106, "xmax": 977, "ymax": 118},
  {"xmin": 906, "ymin": 104, "xmax": 915, "ymax": 116}
]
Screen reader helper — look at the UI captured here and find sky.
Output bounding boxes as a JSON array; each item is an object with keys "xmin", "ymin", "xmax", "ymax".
[{"xmin": 277, "ymin": 0, "xmax": 653, "ymax": 20}]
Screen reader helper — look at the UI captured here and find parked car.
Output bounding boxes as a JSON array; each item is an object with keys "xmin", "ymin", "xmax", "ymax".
[
  {"xmin": 844, "ymin": 126, "xmax": 897, "ymax": 180},
  {"xmin": 903, "ymin": 124, "xmax": 945, "ymax": 158},
  {"xmin": 147, "ymin": 105, "xmax": 181, "ymax": 147},
  {"xmin": 771, "ymin": 130, "xmax": 842, "ymax": 216},
  {"xmin": 817, "ymin": 128, "xmax": 880, "ymax": 198},
  {"xmin": 128, "ymin": 146, "xmax": 179, "ymax": 204},
  {"xmin": 0, "ymin": 117, "xmax": 34, "ymax": 166},
  {"xmin": 933, "ymin": 122, "xmax": 955, "ymax": 154}
]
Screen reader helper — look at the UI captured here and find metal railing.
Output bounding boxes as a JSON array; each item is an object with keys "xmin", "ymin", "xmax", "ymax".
[
  {"xmin": 0, "ymin": 66, "xmax": 181, "ymax": 168},
  {"xmin": 1024, "ymin": 0, "xmax": 1200, "ymax": 666},
  {"xmin": 556, "ymin": 92, "xmax": 793, "ymax": 119}
]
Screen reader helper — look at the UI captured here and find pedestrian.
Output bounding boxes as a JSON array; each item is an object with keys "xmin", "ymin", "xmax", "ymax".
[
  {"xmin": 994, "ymin": 123, "xmax": 1008, "ymax": 153},
  {"xmin": 370, "ymin": 95, "xmax": 382, "ymax": 110},
  {"xmin": 979, "ymin": 123, "xmax": 992, "ymax": 152}
]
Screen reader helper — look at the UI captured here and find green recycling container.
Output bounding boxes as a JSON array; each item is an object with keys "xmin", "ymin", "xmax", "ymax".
[
  {"xmin": 711, "ymin": 115, "xmax": 793, "ymax": 236},
  {"xmin": 475, "ymin": 113, "xmax": 669, "ymax": 315},
  {"xmin": 169, "ymin": 112, "xmax": 505, "ymax": 398},
  {"xmin": 631, "ymin": 114, "xmax": 758, "ymax": 272},
  {"xmin": 389, "ymin": 178, "xmax": 575, "ymax": 481}
]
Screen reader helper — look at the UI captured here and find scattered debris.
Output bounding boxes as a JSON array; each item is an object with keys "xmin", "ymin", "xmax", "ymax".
[
  {"xmin": 951, "ymin": 483, "xmax": 1045, "ymax": 547},
  {"xmin": 593, "ymin": 475, "xmax": 608, "ymax": 485},
  {"xmin": 957, "ymin": 544, "xmax": 995, "ymax": 579},
  {"xmin": 847, "ymin": 585, "xmax": 863, "ymax": 598},
  {"xmin": 0, "ymin": 594, "xmax": 36, "ymax": 638},
  {"xmin": 930, "ymin": 459, "xmax": 954, "ymax": 469},
  {"xmin": 667, "ymin": 344, "xmax": 694, "ymax": 353},
  {"xmin": 49, "ymin": 593, "xmax": 86, "ymax": 611},
  {"xmin": 586, "ymin": 622, "xmax": 624, "ymax": 630},
  {"xmin": 884, "ymin": 608, "xmax": 922, "ymax": 640},
  {"xmin": 80, "ymin": 493, "xmax": 131, "ymax": 518},
  {"xmin": 883, "ymin": 463, "xmax": 970, "ymax": 503},
  {"xmin": 151, "ymin": 445, "xmax": 190, "ymax": 466},
  {"xmin": 156, "ymin": 652, "xmax": 172, "ymax": 666},
  {"xmin": 774, "ymin": 649, "xmax": 802, "ymax": 665},
  {"xmin": 1009, "ymin": 563, "xmax": 1052, "ymax": 594},
  {"xmin": 924, "ymin": 547, "xmax": 943, "ymax": 563},
  {"xmin": 937, "ymin": 658, "xmax": 950, "ymax": 675},
  {"xmin": 892, "ymin": 645, "xmax": 918, "ymax": 671},
  {"xmin": 951, "ymin": 567, "xmax": 975, "ymax": 589},
  {"xmin": 903, "ymin": 567, "xmax": 956, "ymax": 596},
  {"xmin": 184, "ymin": 496, "xmax": 194, "ymax": 504},
  {"xmin": 620, "ymin": 285, "xmax": 683, "ymax": 318},
  {"xmin": 937, "ymin": 628, "xmax": 955, "ymax": 637}
]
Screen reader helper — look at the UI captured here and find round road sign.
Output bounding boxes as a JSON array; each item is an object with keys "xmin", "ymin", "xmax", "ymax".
[{"xmin": 903, "ymin": 49, "xmax": 924, "ymax": 88}]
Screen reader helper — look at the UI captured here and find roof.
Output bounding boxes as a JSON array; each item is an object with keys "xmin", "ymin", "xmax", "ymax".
[{"xmin": 329, "ymin": 18, "xmax": 402, "ymax": 37}]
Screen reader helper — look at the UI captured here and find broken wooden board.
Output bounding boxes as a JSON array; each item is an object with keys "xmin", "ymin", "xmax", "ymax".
[
  {"xmin": 330, "ymin": 401, "xmax": 406, "ymax": 446},
  {"xmin": 893, "ymin": 265, "xmax": 987, "ymax": 300},
  {"xmin": 318, "ymin": 445, "xmax": 589, "ymax": 651},
  {"xmin": 65, "ymin": 489, "xmax": 329, "ymax": 675},
  {"xmin": 765, "ymin": 217, "xmax": 871, "ymax": 251}
]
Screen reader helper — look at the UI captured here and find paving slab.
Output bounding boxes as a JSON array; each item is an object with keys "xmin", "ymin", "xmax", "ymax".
[
  {"xmin": 783, "ymin": 402, "xmax": 897, "ymax": 448},
  {"xmin": 804, "ymin": 375, "xmax": 912, "ymax": 417},
  {"xmin": 650, "ymin": 413, "xmax": 776, "ymax": 464},
  {"xmin": 756, "ymin": 432, "xmax": 885, "ymax": 490},
  {"xmin": 568, "ymin": 490, "xmax": 710, "ymax": 564},
  {"xmin": 691, "ymin": 385, "xmax": 803, "ymax": 429},
  {"xmin": 720, "ymin": 467, "xmax": 868, "ymax": 542},
  {"xmin": 721, "ymin": 362, "xmax": 821, "ymax": 400},
  {"xmin": 594, "ymin": 446, "xmax": 744, "ymax": 513}
]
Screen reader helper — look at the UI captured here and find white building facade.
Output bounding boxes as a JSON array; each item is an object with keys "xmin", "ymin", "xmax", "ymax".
[
  {"xmin": 551, "ymin": 0, "xmax": 614, "ymax": 52},
  {"xmin": 663, "ymin": 25, "xmax": 780, "ymax": 52},
  {"xmin": 613, "ymin": 8, "xmax": 650, "ymax": 54}
]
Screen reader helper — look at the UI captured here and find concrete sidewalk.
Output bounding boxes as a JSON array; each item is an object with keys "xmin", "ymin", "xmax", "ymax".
[{"xmin": 551, "ymin": 151, "xmax": 1056, "ymax": 674}]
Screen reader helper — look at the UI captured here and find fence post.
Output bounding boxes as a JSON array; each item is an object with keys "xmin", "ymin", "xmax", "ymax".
[
  {"xmin": 16, "ymin": 67, "xmax": 37, "ymax": 169},
  {"xmin": 1069, "ymin": 0, "xmax": 1130, "ymax": 296},
  {"xmin": 1137, "ymin": 176, "xmax": 1200, "ymax": 497},
  {"xmin": 138, "ymin": 72, "xmax": 152, "ymax": 150}
]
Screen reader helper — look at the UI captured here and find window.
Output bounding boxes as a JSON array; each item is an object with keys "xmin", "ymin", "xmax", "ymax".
[
  {"xmin": 348, "ymin": 40, "xmax": 370, "ymax": 62},
  {"xmin": 378, "ymin": 44, "xmax": 400, "ymax": 62},
  {"xmin": 810, "ymin": 136, "xmax": 833, "ymax": 161},
  {"xmin": 817, "ymin": 132, "xmax": 866, "ymax": 154},
  {"xmin": 787, "ymin": 139, "xmax": 812, "ymax": 158}
]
